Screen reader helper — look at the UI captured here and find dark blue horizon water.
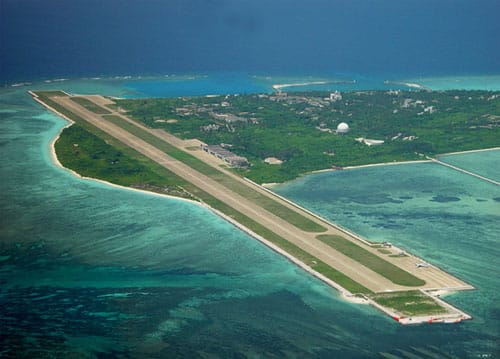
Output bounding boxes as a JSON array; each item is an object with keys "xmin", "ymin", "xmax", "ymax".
[{"xmin": 1, "ymin": 0, "xmax": 500, "ymax": 85}]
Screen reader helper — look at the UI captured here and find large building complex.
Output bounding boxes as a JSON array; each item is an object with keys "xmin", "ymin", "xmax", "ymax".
[{"xmin": 201, "ymin": 144, "xmax": 249, "ymax": 168}]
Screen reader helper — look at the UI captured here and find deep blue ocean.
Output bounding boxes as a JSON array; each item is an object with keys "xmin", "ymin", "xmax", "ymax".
[
  {"xmin": 1, "ymin": 0, "xmax": 500, "ymax": 358},
  {"xmin": 1, "ymin": 0, "xmax": 500, "ymax": 84}
]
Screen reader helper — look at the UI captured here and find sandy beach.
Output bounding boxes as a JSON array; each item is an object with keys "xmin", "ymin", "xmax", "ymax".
[
  {"xmin": 272, "ymin": 81, "xmax": 329, "ymax": 91},
  {"xmin": 41, "ymin": 98, "xmax": 368, "ymax": 306},
  {"xmin": 33, "ymin": 91, "xmax": 476, "ymax": 324},
  {"xmin": 437, "ymin": 147, "xmax": 500, "ymax": 157},
  {"xmin": 289, "ymin": 159, "xmax": 433, "ymax": 176},
  {"xmin": 383, "ymin": 80, "xmax": 430, "ymax": 91},
  {"xmin": 32, "ymin": 91, "xmax": 201, "ymax": 206}
]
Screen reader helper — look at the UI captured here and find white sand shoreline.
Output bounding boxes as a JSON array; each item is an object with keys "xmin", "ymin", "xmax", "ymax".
[
  {"xmin": 272, "ymin": 81, "xmax": 329, "ymax": 91},
  {"xmin": 262, "ymin": 160, "xmax": 435, "ymax": 188},
  {"xmin": 32, "ymin": 90, "xmax": 474, "ymax": 324},
  {"xmin": 34, "ymin": 91, "xmax": 367, "ymax": 306},
  {"xmin": 34, "ymin": 91, "xmax": 370, "ymax": 307},
  {"xmin": 264, "ymin": 148, "xmax": 500, "ymax": 189},
  {"xmin": 384, "ymin": 80, "xmax": 430, "ymax": 90},
  {"xmin": 437, "ymin": 147, "xmax": 500, "ymax": 157},
  {"xmin": 309, "ymin": 160, "xmax": 433, "ymax": 174},
  {"xmin": 32, "ymin": 90, "xmax": 201, "ymax": 206}
]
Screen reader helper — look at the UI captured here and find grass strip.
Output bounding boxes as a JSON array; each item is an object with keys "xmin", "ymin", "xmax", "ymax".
[
  {"xmin": 71, "ymin": 97, "xmax": 111, "ymax": 114},
  {"xmin": 103, "ymin": 114, "xmax": 327, "ymax": 233},
  {"xmin": 370, "ymin": 291, "xmax": 447, "ymax": 316},
  {"xmin": 196, "ymin": 194, "xmax": 371, "ymax": 294},
  {"xmin": 35, "ymin": 90, "xmax": 67, "ymax": 97},
  {"xmin": 378, "ymin": 249, "xmax": 392, "ymax": 254},
  {"xmin": 34, "ymin": 91, "xmax": 86, "ymax": 122},
  {"xmin": 317, "ymin": 235, "xmax": 425, "ymax": 287}
]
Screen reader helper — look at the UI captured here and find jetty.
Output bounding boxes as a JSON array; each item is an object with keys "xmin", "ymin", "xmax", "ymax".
[{"xmin": 430, "ymin": 158, "xmax": 499, "ymax": 186}]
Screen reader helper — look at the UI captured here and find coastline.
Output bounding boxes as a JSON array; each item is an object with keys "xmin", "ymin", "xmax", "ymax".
[
  {"xmin": 437, "ymin": 147, "xmax": 500, "ymax": 157},
  {"xmin": 401, "ymin": 75, "xmax": 500, "ymax": 91},
  {"xmin": 263, "ymin": 160, "xmax": 434, "ymax": 188},
  {"xmin": 205, "ymin": 204, "xmax": 367, "ymax": 304},
  {"xmin": 43, "ymin": 107, "xmax": 368, "ymax": 306},
  {"xmin": 272, "ymin": 81, "xmax": 329, "ymax": 91},
  {"xmin": 246, "ymin": 178, "xmax": 375, "ymax": 247},
  {"xmin": 33, "ymin": 91, "xmax": 201, "ymax": 207},
  {"xmin": 32, "ymin": 90, "xmax": 476, "ymax": 324},
  {"xmin": 314, "ymin": 159, "xmax": 433, "ymax": 173},
  {"xmin": 383, "ymin": 80, "xmax": 430, "ymax": 91},
  {"xmin": 269, "ymin": 147, "xmax": 500, "ymax": 184},
  {"xmin": 35, "ymin": 90, "xmax": 367, "ymax": 306},
  {"xmin": 271, "ymin": 79, "xmax": 356, "ymax": 92}
]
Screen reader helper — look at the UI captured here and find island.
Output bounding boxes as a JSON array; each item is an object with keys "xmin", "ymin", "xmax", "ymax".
[
  {"xmin": 29, "ymin": 88, "xmax": 499, "ymax": 324},
  {"xmin": 113, "ymin": 89, "xmax": 500, "ymax": 183}
]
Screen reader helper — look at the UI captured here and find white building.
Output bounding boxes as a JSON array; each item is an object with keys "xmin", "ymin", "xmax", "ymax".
[
  {"xmin": 329, "ymin": 91, "xmax": 342, "ymax": 102},
  {"xmin": 336, "ymin": 122, "xmax": 350, "ymax": 134}
]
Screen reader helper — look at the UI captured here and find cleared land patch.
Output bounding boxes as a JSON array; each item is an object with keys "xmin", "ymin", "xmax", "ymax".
[{"xmin": 370, "ymin": 291, "xmax": 448, "ymax": 316}]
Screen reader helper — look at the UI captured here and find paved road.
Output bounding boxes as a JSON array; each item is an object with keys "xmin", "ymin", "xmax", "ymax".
[{"xmin": 51, "ymin": 95, "xmax": 473, "ymax": 294}]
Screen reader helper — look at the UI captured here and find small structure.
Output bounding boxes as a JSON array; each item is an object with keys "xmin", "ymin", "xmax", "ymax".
[
  {"xmin": 364, "ymin": 139, "xmax": 385, "ymax": 146},
  {"xmin": 336, "ymin": 122, "xmax": 350, "ymax": 134},
  {"xmin": 210, "ymin": 112, "xmax": 247, "ymax": 123},
  {"xmin": 355, "ymin": 137, "xmax": 385, "ymax": 146},
  {"xmin": 329, "ymin": 91, "xmax": 342, "ymax": 102},
  {"xmin": 264, "ymin": 157, "xmax": 283, "ymax": 165},
  {"xmin": 201, "ymin": 144, "xmax": 249, "ymax": 168},
  {"xmin": 424, "ymin": 106, "xmax": 436, "ymax": 114}
]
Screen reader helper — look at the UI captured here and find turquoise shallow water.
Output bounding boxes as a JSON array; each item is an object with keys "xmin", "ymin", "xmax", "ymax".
[
  {"xmin": 274, "ymin": 161, "xmax": 500, "ymax": 355},
  {"xmin": 438, "ymin": 150, "xmax": 500, "ymax": 183},
  {"xmin": 405, "ymin": 75, "xmax": 500, "ymax": 91},
  {"xmin": 1, "ymin": 76, "xmax": 499, "ymax": 357}
]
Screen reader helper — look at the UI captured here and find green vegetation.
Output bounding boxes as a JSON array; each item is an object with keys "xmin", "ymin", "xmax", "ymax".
[
  {"xmin": 116, "ymin": 90, "xmax": 500, "ymax": 183},
  {"xmin": 389, "ymin": 253, "xmax": 408, "ymax": 258},
  {"xmin": 36, "ymin": 90, "xmax": 67, "ymax": 97},
  {"xmin": 198, "ymin": 197, "xmax": 371, "ymax": 294},
  {"xmin": 33, "ymin": 90, "xmax": 470, "ymax": 317},
  {"xmin": 37, "ymin": 90, "xmax": 462, "ymax": 319},
  {"xmin": 103, "ymin": 115, "xmax": 222, "ymax": 176},
  {"xmin": 71, "ymin": 97, "xmax": 111, "ymax": 114},
  {"xmin": 55, "ymin": 124, "xmax": 192, "ymax": 198},
  {"xmin": 316, "ymin": 235, "xmax": 425, "ymax": 286},
  {"xmin": 34, "ymin": 91, "xmax": 86, "ymax": 123},
  {"xmin": 370, "ymin": 291, "xmax": 447, "ymax": 316},
  {"xmin": 102, "ymin": 114, "xmax": 326, "ymax": 233},
  {"xmin": 35, "ymin": 91, "xmax": 192, "ymax": 198},
  {"xmin": 35, "ymin": 91, "xmax": 365, "ymax": 293}
]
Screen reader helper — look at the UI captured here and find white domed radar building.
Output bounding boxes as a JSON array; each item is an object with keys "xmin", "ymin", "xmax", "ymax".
[{"xmin": 336, "ymin": 122, "xmax": 350, "ymax": 134}]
